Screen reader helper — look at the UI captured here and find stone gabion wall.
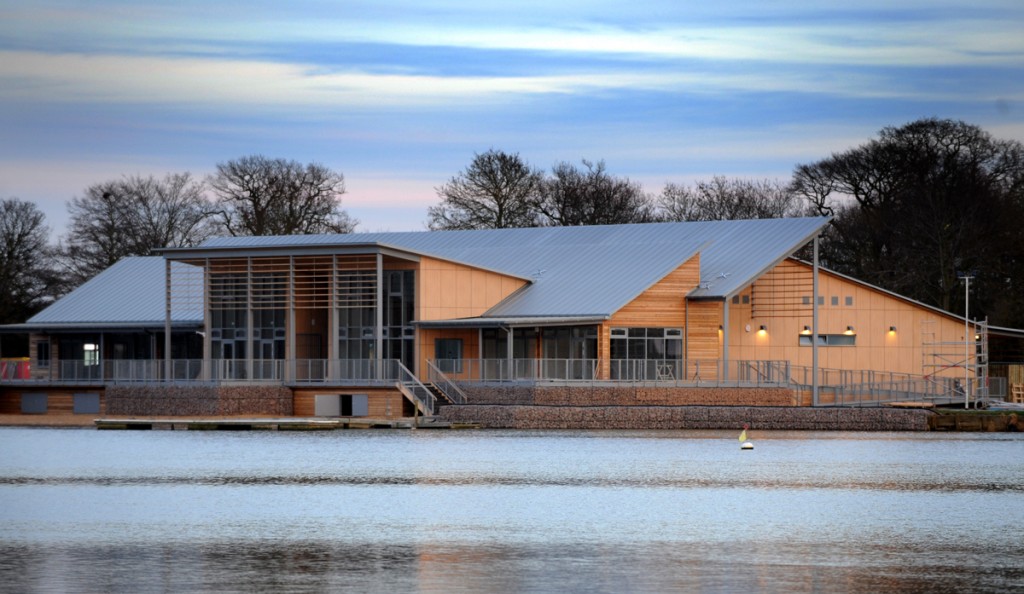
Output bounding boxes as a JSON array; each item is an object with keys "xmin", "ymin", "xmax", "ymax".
[
  {"xmin": 460, "ymin": 385, "xmax": 797, "ymax": 407},
  {"xmin": 440, "ymin": 404, "xmax": 932, "ymax": 431},
  {"xmin": 106, "ymin": 385, "xmax": 293, "ymax": 416}
]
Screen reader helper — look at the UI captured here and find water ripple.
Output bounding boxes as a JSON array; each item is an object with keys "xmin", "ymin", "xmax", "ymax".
[{"xmin": 2, "ymin": 474, "xmax": 1021, "ymax": 492}]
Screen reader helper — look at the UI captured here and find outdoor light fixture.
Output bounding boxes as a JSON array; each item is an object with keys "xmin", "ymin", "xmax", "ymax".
[
  {"xmin": 889, "ymin": 326, "xmax": 897, "ymax": 334},
  {"xmin": 801, "ymin": 325, "xmax": 811, "ymax": 335},
  {"xmin": 758, "ymin": 325, "xmax": 767, "ymax": 335},
  {"xmin": 845, "ymin": 326, "xmax": 855, "ymax": 335}
]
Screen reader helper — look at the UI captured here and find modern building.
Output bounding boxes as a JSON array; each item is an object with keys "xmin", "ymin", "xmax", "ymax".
[{"xmin": 0, "ymin": 217, "xmax": 1002, "ymax": 418}]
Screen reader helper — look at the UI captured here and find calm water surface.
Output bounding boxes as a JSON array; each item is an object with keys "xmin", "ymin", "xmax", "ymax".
[{"xmin": 1, "ymin": 427, "xmax": 1022, "ymax": 593}]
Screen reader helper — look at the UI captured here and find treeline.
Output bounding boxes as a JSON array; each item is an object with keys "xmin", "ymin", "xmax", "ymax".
[
  {"xmin": 428, "ymin": 118, "xmax": 1024, "ymax": 330},
  {"xmin": 3, "ymin": 118, "xmax": 1024, "ymax": 338},
  {"xmin": 427, "ymin": 154, "xmax": 804, "ymax": 230},
  {"xmin": 0, "ymin": 155, "xmax": 354, "ymax": 329}
]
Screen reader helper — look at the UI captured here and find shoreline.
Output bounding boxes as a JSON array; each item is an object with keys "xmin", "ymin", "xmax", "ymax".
[{"xmin": 1, "ymin": 406, "xmax": 1017, "ymax": 432}]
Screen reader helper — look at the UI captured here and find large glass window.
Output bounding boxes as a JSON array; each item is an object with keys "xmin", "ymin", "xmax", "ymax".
[
  {"xmin": 209, "ymin": 272, "xmax": 247, "ymax": 363},
  {"xmin": 338, "ymin": 270, "xmax": 414, "ymax": 370},
  {"xmin": 610, "ymin": 327, "xmax": 683, "ymax": 380},
  {"xmin": 541, "ymin": 326, "xmax": 597, "ymax": 379}
]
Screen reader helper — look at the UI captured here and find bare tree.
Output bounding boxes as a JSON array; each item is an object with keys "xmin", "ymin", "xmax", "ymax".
[
  {"xmin": 428, "ymin": 149, "xmax": 543, "ymax": 230},
  {"xmin": 59, "ymin": 173, "xmax": 215, "ymax": 287},
  {"xmin": 536, "ymin": 159, "xmax": 654, "ymax": 226},
  {"xmin": 209, "ymin": 155, "xmax": 355, "ymax": 236},
  {"xmin": 791, "ymin": 118, "xmax": 1024, "ymax": 325},
  {"xmin": 658, "ymin": 177, "xmax": 802, "ymax": 221},
  {"xmin": 0, "ymin": 198, "xmax": 61, "ymax": 323}
]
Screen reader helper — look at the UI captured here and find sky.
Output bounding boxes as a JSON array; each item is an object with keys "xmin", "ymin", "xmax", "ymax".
[{"xmin": 1, "ymin": 0, "xmax": 1023, "ymax": 237}]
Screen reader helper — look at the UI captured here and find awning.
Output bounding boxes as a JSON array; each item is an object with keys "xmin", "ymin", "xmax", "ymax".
[{"xmin": 415, "ymin": 316, "xmax": 608, "ymax": 329}]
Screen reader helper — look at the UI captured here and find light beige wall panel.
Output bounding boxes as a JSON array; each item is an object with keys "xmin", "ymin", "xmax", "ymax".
[{"xmin": 726, "ymin": 259, "xmax": 974, "ymax": 378}]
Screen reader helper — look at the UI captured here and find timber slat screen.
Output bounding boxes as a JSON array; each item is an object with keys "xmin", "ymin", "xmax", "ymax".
[{"xmin": 751, "ymin": 262, "xmax": 813, "ymax": 318}]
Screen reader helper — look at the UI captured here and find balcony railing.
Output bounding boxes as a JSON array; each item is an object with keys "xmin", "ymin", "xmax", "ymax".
[
  {"xmin": 432, "ymin": 358, "xmax": 792, "ymax": 387},
  {"xmin": 3, "ymin": 359, "xmax": 404, "ymax": 385},
  {"xmin": 5, "ymin": 356, "xmax": 1004, "ymax": 409}
]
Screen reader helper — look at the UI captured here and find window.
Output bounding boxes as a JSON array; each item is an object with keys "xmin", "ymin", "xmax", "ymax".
[
  {"xmin": 435, "ymin": 338, "xmax": 463, "ymax": 373},
  {"xmin": 36, "ymin": 341, "xmax": 50, "ymax": 368},
  {"xmin": 610, "ymin": 327, "xmax": 683, "ymax": 380},
  {"xmin": 83, "ymin": 343, "xmax": 100, "ymax": 367},
  {"xmin": 798, "ymin": 334, "xmax": 856, "ymax": 347},
  {"xmin": 845, "ymin": 296, "xmax": 854, "ymax": 306},
  {"xmin": 742, "ymin": 295, "xmax": 750, "ymax": 304},
  {"xmin": 831, "ymin": 296, "xmax": 839, "ymax": 306}
]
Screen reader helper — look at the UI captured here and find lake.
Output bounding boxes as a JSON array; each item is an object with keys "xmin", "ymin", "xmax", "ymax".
[{"xmin": 1, "ymin": 427, "xmax": 1022, "ymax": 593}]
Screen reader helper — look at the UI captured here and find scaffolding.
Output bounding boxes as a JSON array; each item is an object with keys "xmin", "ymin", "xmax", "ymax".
[{"xmin": 922, "ymin": 317, "xmax": 988, "ymax": 406}]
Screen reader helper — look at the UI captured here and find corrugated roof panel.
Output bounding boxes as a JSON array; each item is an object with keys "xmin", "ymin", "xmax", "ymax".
[
  {"xmin": 188, "ymin": 218, "xmax": 831, "ymax": 315},
  {"xmin": 28, "ymin": 257, "xmax": 203, "ymax": 326}
]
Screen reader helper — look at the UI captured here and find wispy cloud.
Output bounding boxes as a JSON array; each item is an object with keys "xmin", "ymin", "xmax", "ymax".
[{"xmin": 3, "ymin": 49, "xmax": 1016, "ymax": 113}]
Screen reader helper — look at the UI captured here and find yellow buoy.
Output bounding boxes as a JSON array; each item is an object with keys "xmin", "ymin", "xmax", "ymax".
[{"xmin": 739, "ymin": 424, "xmax": 753, "ymax": 450}]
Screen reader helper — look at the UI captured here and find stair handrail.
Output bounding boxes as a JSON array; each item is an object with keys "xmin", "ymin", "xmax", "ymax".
[
  {"xmin": 426, "ymin": 360, "xmax": 468, "ymax": 405},
  {"xmin": 396, "ymin": 361, "xmax": 436, "ymax": 416}
]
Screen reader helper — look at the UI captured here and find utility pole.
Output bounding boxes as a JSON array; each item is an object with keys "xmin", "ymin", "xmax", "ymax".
[{"xmin": 958, "ymin": 273, "xmax": 973, "ymax": 408}]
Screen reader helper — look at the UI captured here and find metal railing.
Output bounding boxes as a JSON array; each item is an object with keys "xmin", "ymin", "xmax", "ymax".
[
  {"xmin": 5, "ymin": 355, "xmax": 1007, "ymax": 409},
  {"xmin": 2, "ymin": 358, "xmax": 403, "ymax": 385},
  {"xmin": 431, "ymin": 358, "xmax": 792, "ymax": 387},
  {"xmin": 426, "ymin": 360, "xmax": 468, "ymax": 405},
  {"xmin": 787, "ymin": 364, "xmax": 1004, "ymax": 407},
  {"xmin": 396, "ymin": 361, "xmax": 436, "ymax": 416}
]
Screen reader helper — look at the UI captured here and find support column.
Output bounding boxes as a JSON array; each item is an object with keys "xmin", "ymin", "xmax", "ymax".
[
  {"xmin": 246, "ymin": 257, "xmax": 254, "ymax": 380},
  {"xmin": 722, "ymin": 297, "xmax": 729, "ymax": 382},
  {"xmin": 203, "ymin": 258, "xmax": 211, "ymax": 381},
  {"xmin": 506, "ymin": 326, "xmax": 514, "ymax": 380},
  {"xmin": 376, "ymin": 252, "xmax": 384, "ymax": 375},
  {"xmin": 164, "ymin": 259, "xmax": 172, "ymax": 381},
  {"xmin": 329, "ymin": 255, "xmax": 338, "ymax": 381},
  {"xmin": 288, "ymin": 255, "xmax": 296, "ymax": 382},
  {"xmin": 813, "ymin": 235, "xmax": 820, "ymax": 407}
]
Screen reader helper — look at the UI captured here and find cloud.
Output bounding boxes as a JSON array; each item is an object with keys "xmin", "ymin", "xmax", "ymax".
[{"xmin": 3, "ymin": 49, "xmax": 1016, "ymax": 116}]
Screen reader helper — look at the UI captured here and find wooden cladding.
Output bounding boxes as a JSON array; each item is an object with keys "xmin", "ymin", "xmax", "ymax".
[
  {"xmin": 610, "ymin": 254, "xmax": 700, "ymax": 329},
  {"xmin": 686, "ymin": 301, "xmax": 722, "ymax": 361}
]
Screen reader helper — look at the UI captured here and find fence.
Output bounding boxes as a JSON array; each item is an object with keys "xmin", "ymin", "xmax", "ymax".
[
  {"xmin": 5, "ymin": 359, "xmax": 403, "ymax": 386},
  {"xmin": 432, "ymin": 358, "xmax": 792, "ymax": 388}
]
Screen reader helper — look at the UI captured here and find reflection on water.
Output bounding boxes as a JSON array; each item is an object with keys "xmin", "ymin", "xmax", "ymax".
[{"xmin": 1, "ymin": 428, "xmax": 1022, "ymax": 593}]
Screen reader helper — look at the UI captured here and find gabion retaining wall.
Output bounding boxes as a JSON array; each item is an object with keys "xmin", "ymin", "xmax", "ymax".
[
  {"xmin": 461, "ymin": 385, "xmax": 797, "ymax": 407},
  {"xmin": 440, "ymin": 405, "xmax": 932, "ymax": 431},
  {"xmin": 106, "ymin": 385, "xmax": 293, "ymax": 416}
]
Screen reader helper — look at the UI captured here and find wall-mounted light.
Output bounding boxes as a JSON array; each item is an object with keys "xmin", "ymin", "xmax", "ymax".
[
  {"xmin": 844, "ymin": 326, "xmax": 855, "ymax": 335},
  {"xmin": 888, "ymin": 326, "xmax": 897, "ymax": 334},
  {"xmin": 801, "ymin": 325, "xmax": 811, "ymax": 335},
  {"xmin": 758, "ymin": 325, "xmax": 767, "ymax": 335},
  {"xmin": 975, "ymin": 334, "xmax": 981, "ymax": 341}
]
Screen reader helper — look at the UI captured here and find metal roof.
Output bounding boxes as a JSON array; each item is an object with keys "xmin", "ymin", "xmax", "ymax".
[
  {"xmin": 22, "ymin": 218, "xmax": 832, "ymax": 328},
  {"xmin": 24, "ymin": 257, "xmax": 203, "ymax": 328},
  {"xmin": 416, "ymin": 316, "xmax": 610, "ymax": 328},
  {"xmin": 178, "ymin": 217, "xmax": 831, "ymax": 316}
]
